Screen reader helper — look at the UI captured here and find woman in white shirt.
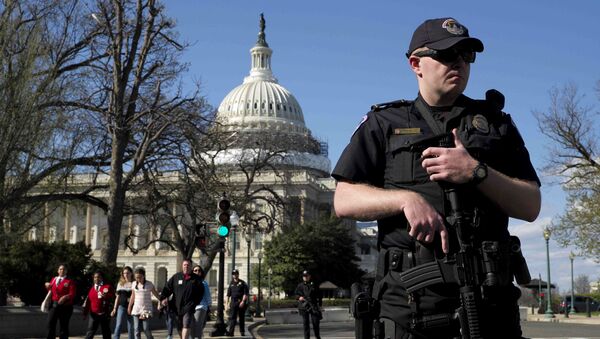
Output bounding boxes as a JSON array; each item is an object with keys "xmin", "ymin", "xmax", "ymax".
[{"xmin": 127, "ymin": 267, "xmax": 160, "ymax": 339}]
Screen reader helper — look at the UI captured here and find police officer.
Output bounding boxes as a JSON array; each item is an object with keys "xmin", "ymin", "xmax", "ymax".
[
  {"xmin": 295, "ymin": 270, "xmax": 323, "ymax": 339},
  {"xmin": 226, "ymin": 269, "xmax": 249, "ymax": 337},
  {"xmin": 332, "ymin": 17, "xmax": 541, "ymax": 339}
]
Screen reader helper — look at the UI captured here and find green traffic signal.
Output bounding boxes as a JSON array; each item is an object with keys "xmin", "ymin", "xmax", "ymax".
[
  {"xmin": 217, "ymin": 225, "xmax": 230, "ymax": 237},
  {"xmin": 217, "ymin": 195, "xmax": 231, "ymax": 238}
]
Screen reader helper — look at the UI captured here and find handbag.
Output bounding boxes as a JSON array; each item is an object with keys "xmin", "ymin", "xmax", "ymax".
[{"xmin": 41, "ymin": 291, "xmax": 52, "ymax": 312}]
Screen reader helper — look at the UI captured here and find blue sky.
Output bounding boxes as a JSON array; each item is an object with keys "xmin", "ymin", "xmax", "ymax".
[{"xmin": 165, "ymin": 0, "xmax": 600, "ymax": 292}]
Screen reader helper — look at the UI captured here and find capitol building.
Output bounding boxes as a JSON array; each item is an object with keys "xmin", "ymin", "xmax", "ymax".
[{"xmin": 24, "ymin": 15, "xmax": 376, "ymax": 294}]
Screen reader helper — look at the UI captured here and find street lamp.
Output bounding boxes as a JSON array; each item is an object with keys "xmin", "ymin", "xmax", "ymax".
[
  {"xmin": 230, "ymin": 211, "xmax": 239, "ymax": 271},
  {"xmin": 211, "ymin": 238, "xmax": 227, "ymax": 336},
  {"xmin": 268, "ymin": 267, "xmax": 273, "ymax": 310},
  {"xmin": 244, "ymin": 231, "xmax": 253, "ymax": 321},
  {"xmin": 256, "ymin": 251, "xmax": 263, "ymax": 317},
  {"xmin": 543, "ymin": 227, "xmax": 555, "ymax": 318},
  {"xmin": 569, "ymin": 252, "xmax": 576, "ymax": 315}
]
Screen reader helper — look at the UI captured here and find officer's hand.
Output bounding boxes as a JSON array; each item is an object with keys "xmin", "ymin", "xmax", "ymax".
[
  {"xmin": 403, "ymin": 191, "xmax": 449, "ymax": 253},
  {"xmin": 421, "ymin": 128, "xmax": 478, "ymax": 184}
]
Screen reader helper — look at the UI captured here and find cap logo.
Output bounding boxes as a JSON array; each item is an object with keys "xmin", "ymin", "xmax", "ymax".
[{"xmin": 442, "ymin": 19, "xmax": 465, "ymax": 35}]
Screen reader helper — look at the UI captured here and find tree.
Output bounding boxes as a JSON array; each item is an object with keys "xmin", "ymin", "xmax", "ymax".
[
  {"xmin": 127, "ymin": 128, "xmax": 302, "ymax": 274},
  {"xmin": 0, "ymin": 0, "xmax": 111, "ymax": 247},
  {"xmin": 71, "ymin": 0, "xmax": 205, "ymax": 264},
  {"xmin": 534, "ymin": 82, "xmax": 600, "ymax": 261},
  {"xmin": 574, "ymin": 274, "xmax": 591, "ymax": 294},
  {"xmin": 0, "ymin": 240, "xmax": 93, "ymax": 305},
  {"xmin": 263, "ymin": 217, "xmax": 364, "ymax": 296}
]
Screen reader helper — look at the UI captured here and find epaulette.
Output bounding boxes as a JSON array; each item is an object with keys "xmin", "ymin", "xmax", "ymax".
[{"xmin": 370, "ymin": 99, "xmax": 412, "ymax": 112}]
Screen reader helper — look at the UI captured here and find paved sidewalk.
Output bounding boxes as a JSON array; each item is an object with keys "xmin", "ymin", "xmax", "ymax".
[
  {"xmin": 50, "ymin": 319, "xmax": 264, "ymax": 339},
  {"xmin": 527, "ymin": 313, "xmax": 600, "ymax": 325}
]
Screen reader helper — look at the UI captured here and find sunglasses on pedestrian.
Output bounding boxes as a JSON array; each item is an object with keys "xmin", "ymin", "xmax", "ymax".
[{"xmin": 413, "ymin": 47, "xmax": 476, "ymax": 64}]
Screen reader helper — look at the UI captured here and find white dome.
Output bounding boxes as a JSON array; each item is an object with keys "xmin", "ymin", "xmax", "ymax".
[
  {"xmin": 216, "ymin": 21, "xmax": 309, "ymax": 136},
  {"xmin": 217, "ymin": 79, "xmax": 308, "ymax": 135},
  {"xmin": 213, "ymin": 15, "xmax": 330, "ymax": 174}
]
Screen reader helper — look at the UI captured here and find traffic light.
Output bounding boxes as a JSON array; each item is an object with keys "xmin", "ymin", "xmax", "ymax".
[
  {"xmin": 216, "ymin": 196, "xmax": 231, "ymax": 237},
  {"xmin": 195, "ymin": 224, "xmax": 207, "ymax": 251}
]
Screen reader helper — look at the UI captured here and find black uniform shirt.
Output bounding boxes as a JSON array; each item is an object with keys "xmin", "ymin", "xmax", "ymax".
[
  {"xmin": 332, "ymin": 94, "xmax": 540, "ymax": 250},
  {"xmin": 295, "ymin": 281, "xmax": 322, "ymax": 307},
  {"xmin": 227, "ymin": 279, "xmax": 249, "ymax": 304}
]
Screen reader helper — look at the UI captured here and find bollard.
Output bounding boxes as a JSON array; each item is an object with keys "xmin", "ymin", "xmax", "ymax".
[{"xmin": 586, "ymin": 298, "xmax": 591, "ymax": 318}]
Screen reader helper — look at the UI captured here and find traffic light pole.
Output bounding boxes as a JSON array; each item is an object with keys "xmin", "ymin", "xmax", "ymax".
[{"xmin": 211, "ymin": 239, "xmax": 228, "ymax": 336}]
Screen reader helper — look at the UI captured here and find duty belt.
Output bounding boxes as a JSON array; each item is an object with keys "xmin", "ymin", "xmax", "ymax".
[{"xmin": 376, "ymin": 247, "xmax": 416, "ymax": 280}]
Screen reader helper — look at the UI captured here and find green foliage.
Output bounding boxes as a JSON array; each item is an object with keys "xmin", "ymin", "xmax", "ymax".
[
  {"xmin": 0, "ymin": 240, "xmax": 94, "ymax": 305},
  {"xmin": 263, "ymin": 217, "xmax": 364, "ymax": 295}
]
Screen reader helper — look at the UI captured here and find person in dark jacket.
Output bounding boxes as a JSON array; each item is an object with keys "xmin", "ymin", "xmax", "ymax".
[
  {"xmin": 295, "ymin": 270, "xmax": 322, "ymax": 339},
  {"xmin": 160, "ymin": 259, "xmax": 204, "ymax": 339}
]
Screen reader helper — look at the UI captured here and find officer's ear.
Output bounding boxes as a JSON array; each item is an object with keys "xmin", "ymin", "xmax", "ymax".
[{"xmin": 408, "ymin": 55, "xmax": 422, "ymax": 76}]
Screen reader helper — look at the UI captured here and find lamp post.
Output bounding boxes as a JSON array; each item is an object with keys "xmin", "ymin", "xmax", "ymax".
[
  {"xmin": 256, "ymin": 251, "xmax": 263, "ymax": 317},
  {"xmin": 211, "ymin": 238, "xmax": 227, "ymax": 336},
  {"xmin": 268, "ymin": 267, "xmax": 273, "ymax": 310},
  {"xmin": 543, "ymin": 227, "xmax": 555, "ymax": 318},
  {"xmin": 538, "ymin": 273, "xmax": 542, "ymax": 313},
  {"xmin": 244, "ymin": 231, "xmax": 253, "ymax": 321},
  {"xmin": 230, "ymin": 211, "xmax": 239, "ymax": 273},
  {"xmin": 569, "ymin": 252, "xmax": 576, "ymax": 315}
]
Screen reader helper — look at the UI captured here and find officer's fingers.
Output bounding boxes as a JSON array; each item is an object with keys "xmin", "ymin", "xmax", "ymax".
[
  {"xmin": 439, "ymin": 224, "xmax": 449, "ymax": 254},
  {"xmin": 421, "ymin": 146, "xmax": 440, "ymax": 159},
  {"xmin": 452, "ymin": 128, "xmax": 464, "ymax": 149}
]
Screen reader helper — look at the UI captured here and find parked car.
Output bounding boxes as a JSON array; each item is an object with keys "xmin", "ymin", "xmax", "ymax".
[{"xmin": 559, "ymin": 295, "xmax": 600, "ymax": 313}]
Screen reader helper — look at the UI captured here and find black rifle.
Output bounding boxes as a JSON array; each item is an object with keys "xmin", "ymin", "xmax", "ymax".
[
  {"xmin": 300, "ymin": 297, "xmax": 323, "ymax": 320},
  {"xmin": 399, "ymin": 132, "xmax": 530, "ymax": 339}
]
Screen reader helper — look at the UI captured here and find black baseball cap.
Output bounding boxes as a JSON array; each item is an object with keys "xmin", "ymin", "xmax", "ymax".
[
  {"xmin": 232, "ymin": 269, "xmax": 239, "ymax": 275},
  {"xmin": 302, "ymin": 270, "xmax": 310, "ymax": 276},
  {"xmin": 406, "ymin": 18, "xmax": 484, "ymax": 57}
]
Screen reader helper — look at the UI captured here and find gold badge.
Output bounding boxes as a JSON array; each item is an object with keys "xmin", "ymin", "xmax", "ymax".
[
  {"xmin": 472, "ymin": 115, "xmax": 489, "ymax": 133},
  {"xmin": 394, "ymin": 127, "xmax": 421, "ymax": 135}
]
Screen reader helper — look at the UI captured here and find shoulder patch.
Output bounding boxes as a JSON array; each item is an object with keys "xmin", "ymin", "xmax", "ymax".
[
  {"xmin": 371, "ymin": 99, "xmax": 412, "ymax": 112},
  {"xmin": 353, "ymin": 114, "xmax": 369, "ymax": 134}
]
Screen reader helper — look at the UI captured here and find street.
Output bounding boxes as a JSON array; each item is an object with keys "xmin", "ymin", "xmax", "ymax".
[{"xmin": 254, "ymin": 320, "xmax": 600, "ymax": 339}]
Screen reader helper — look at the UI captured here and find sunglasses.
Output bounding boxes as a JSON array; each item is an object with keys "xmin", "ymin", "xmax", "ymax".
[{"xmin": 413, "ymin": 48, "xmax": 476, "ymax": 64}]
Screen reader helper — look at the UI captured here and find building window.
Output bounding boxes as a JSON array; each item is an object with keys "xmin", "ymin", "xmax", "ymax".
[
  {"xmin": 254, "ymin": 233, "xmax": 263, "ymax": 251},
  {"xmin": 208, "ymin": 269, "xmax": 217, "ymax": 286}
]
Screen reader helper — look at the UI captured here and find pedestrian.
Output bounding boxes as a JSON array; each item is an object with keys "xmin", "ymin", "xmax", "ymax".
[
  {"xmin": 225, "ymin": 268, "xmax": 249, "ymax": 337},
  {"xmin": 295, "ymin": 270, "xmax": 322, "ymax": 339},
  {"xmin": 161, "ymin": 295, "xmax": 178, "ymax": 339},
  {"xmin": 83, "ymin": 271, "xmax": 115, "ymax": 339},
  {"xmin": 332, "ymin": 17, "xmax": 541, "ymax": 338},
  {"xmin": 111, "ymin": 266, "xmax": 135, "ymax": 339},
  {"xmin": 128, "ymin": 267, "xmax": 160, "ymax": 339},
  {"xmin": 192, "ymin": 265, "xmax": 211, "ymax": 339},
  {"xmin": 45, "ymin": 263, "xmax": 76, "ymax": 339},
  {"xmin": 160, "ymin": 258, "xmax": 204, "ymax": 339}
]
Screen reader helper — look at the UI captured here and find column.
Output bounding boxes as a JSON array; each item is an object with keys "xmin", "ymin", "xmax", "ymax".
[
  {"xmin": 63, "ymin": 203, "xmax": 70, "ymax": 241},
  {"xmin": 85, "ymin": 204, "xmax": 92, "ymax": 246},
  {"xmin": 43, "ymin": 202, "xmax": 50, "ymax": 242}
]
